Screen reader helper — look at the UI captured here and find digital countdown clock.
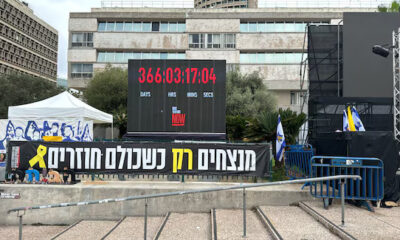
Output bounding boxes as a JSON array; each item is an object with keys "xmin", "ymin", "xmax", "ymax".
[{"xmin": 127, "ymin": 60, "xmax": 226, "ymax": 139}]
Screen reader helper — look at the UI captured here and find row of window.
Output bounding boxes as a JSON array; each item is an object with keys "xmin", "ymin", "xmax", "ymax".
[
  {"xmin": 189, "ymin": 34, "xmax": 236, "ymax": 49},
  {"xmin": 0, "ymin": 22, "xmax": 57, "ymax": 61},
  {"xmin": 0, "ymin": 0, "xmax": 58, "ymax": 50},
  {"xmin": 97, "ymin": 52, "xmax": 185, "ymax": 63},
  {"xmin": 72, "ymin": 33, "xmax": 93, "ymax": 47},
  {"xmin": 98, "ymin": 21, "xmax": 186, "ymax": 33},
  {"xmin": 0, "ymin": 39, "xmax": 57, "ymax": 79},
  {"xmin": 71, "ymin": 63, "xmax": 93, "ymax": 78},
  {"xmin": 71, "ymin": 53, "xmax": 305, "ymax": 78},
  {"xmin": 240, "ymin": 53, "xmax": 305, "ymax": 64},
  {"xmin": 240, "ymin": 21, "xmax": 329, "ymax": 33}
]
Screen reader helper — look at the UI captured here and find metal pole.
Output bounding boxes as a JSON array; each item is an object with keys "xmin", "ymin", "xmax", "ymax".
[
  {"xmin": 144, "ymin": 198, "xmax": 148, "ymax": 240},
  {"xmin": 18, "ymin": 213, "xmax": 23, "ymax": 240},
  {"xmin": 242, "ymin": 188, "xmax": 246, "ymax": 238},
  {"xmin": 340, "ymin": 180, "xmax": 345, "ymax": 226},
  {"xmin": 337, "ymin": 19, "xmax": 343, "ymax": 97}
]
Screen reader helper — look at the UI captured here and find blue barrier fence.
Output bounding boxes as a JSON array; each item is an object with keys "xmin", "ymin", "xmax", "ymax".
[
  {"xmin": 284, "ymin": 144, "xmax": 313, "ymax": 179},
  {"xmin": 310, "ymin": 156, "xmax": 384, "ymax": 201}
]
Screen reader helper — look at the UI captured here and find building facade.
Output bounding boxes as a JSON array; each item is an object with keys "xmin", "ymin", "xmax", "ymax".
[
  {"xmin": 0, "ymin": 0, "xmax": 58, "ymax": 81},
  {"xmin": 68, "ymin": 7, "xmax": 373, "ymax": 112},
  {"xmin": 194, "ymin": 0, "xmax": 257, "ymax": 8}
]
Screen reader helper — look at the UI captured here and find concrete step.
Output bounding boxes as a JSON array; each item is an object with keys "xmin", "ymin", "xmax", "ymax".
[
  {"xmin": 104, "ymin": 216, "xmax": 163, "ymax": 240},
  {"xmin": 302, "ymin": 201, "xmax": 400, "ymax": 240},
  {"xmin": 157, "ymin": 213, "xmax": 211, "ymax": 240},
  {"xmin": 0, "ymin": 225, "xmax": 65, "ymax": 240},
  {"xmin": 54, "ymin": 220, "xmax": 118, "ymax": 240},
  {"xmin": 215, "ymin": 209, "xmax": 271, "ymax": 240},
  {"xmin": 258, "ymin": 205, "xmax": 340, "ymax": 240}
]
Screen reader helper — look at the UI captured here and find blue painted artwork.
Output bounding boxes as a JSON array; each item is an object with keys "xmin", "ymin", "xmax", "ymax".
[{"xmin": 0, "ymin": 119, "xmax": 93, "ymax": 153}]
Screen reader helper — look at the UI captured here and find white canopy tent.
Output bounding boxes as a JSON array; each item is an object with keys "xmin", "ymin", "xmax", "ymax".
[{"xmin": 8, "ymin": 91, "xmax": 114, "ymax": 137}]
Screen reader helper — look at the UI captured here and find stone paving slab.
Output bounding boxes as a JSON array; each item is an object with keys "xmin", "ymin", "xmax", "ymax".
[
  {"xmin": 0, "ymin": 225, "xmax": 65, "ymax": 240},
  {"xmin": 105, "ymin": 216, "xmax": 163, "ymax": 240},
  {"xmin": 260, "ymin": 206, "xmax": 339, "ymax": 240},
  {"xmin": 158, "ymin": 213, "xmax": 211, "ymax": 240},
  {"xmin": 55, "ymin": 220, "xmax": 117, "ymax": 240},
  {"xmin": 305, "ymin": 201, "xmax": 400, "ymax": 240},
  {"xmin": 215, "ymin": 209, "xmax": 271, "ymax": 240}
]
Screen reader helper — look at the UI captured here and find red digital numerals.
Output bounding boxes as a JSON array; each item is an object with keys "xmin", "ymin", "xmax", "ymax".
[{"xmin": 138, "ymin": 67, "xmax": 217, "ymax": 84}]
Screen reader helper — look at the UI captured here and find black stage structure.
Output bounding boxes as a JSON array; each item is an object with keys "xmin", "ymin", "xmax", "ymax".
[{"xmin": 306, "ymin": 14, "xmax": 400, "ymax": 202}]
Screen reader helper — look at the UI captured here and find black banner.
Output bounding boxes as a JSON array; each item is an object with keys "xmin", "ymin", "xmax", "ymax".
[{"xmin": 7, "ymin": 141, "xmax": 270, "ymax": 177}]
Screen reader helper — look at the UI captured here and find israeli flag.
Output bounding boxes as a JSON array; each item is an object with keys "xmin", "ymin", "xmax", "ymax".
[
  {"xmin": 276, "ymin": 115, "xmax": 286, "ymax": 162},
  {"xmin": 343, "ymin": 110, "xmax": 349, "ymax": 132},
  {"xmin": 351, "ymin": 107, "xmax": 365, "ymax": 131}
]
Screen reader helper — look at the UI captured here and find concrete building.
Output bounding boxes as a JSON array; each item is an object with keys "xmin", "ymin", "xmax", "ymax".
[
  {"xmin": 0, "ymin": 0, "xmax": 58, "ymax": 81},
  {"xmin": 194, "ymin": 0, "xmax": 257, "ymax": 8},
  {"xmin": 68, "ymin": 7, "xmax": 375, "ymax": 112}
]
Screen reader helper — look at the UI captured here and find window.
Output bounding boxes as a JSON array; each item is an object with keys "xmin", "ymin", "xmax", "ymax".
[
  {"xmin": 240, "ymin": 21, "xmax": 329, "ymax": 33},
  {"xmin": 290, "ymin": 91, "xmax": 305, "ymax": 105},
  {"xmin": 105, "ymin": 22, "xmax": 115, "ymax": 31},
  {"xmin": 71, "ymin": 33, "xmax": 93, "ymax": 47},
  {"xmin": 133, "ymin": 22, "xmax": 141, "ymax": 32},
  {"xmin": 71, "ymin": 63, "xmax": 93, "ymax": 78},
  {"xmin": 240, "ymin": 53, "xmax": 305, "ymax": 64},
  {"xmin": 98, "ymin": 22, "xmax": 106, "ymax": 31},
  {"xmin": 160, "ymin": 22, "xmax": 169, "ymax": 32},
  {"xmin": 98, "ymin": 21, "xmax": 186, "ymax": 32},
  {"xmin": 142, "ymin": 22, "xmax": 151, "ymax": 32},
  {"xmin": 115, "ymin": 22, "xmax": 124, "ymax": 31},
  {"xmin": 152, "ymin": 22, "xmax": 160, "ymax": 32},
  {"xmin": 97, "ymin": 52, "xmax": 185, "ymax": 63},
  {"xmin": 189, "ymin": 34, "xmax": 205, "ymax": 48},
  {"xmin": 189, "ymin": 33, "xmax": 235, "ymax": 49}
]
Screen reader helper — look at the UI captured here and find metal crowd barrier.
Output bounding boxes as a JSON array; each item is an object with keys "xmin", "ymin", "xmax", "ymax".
[
  {"xmin": 8, "ymin": 175, "xmax": 360, "ymax": 240},
  {"xmin": 284, "ymin": 144, "xmax": 313, "ymax": 179},
  {"xmin": 310, "ymin": 156, "xmax": 384, "ymax": 205}
]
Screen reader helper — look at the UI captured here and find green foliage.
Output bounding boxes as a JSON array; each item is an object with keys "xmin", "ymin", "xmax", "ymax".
[
  {"xmin": 84, "ymin": 66, "xmax": 128, "ymax": 137},
  {"xmin": 226, "ymin": 71, "xmax": 275, "ymax": 118},
  {"xmin": 270, "ymin": 166, "xmax": 288, "ymax": 182},
  {"xmin": 245, "ymin": 108, "xmax": 307, "ymax": 145},
  {"xmin": 378, "ymin": 1, "xmax": 400, "ymax": 12},
  {"xmin": 226, "ymin": 71, "xmax": 276, "ymax": 140},
  {"xmin": 0, "ymin": 73, "xmax": 64, "ymax": 119},
  {"xmin": 226, "ymin": 115, "xmax": 251, "ymax": 141}
]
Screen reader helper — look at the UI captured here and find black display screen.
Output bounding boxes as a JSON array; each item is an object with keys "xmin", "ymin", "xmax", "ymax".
[{"xmin": 128, "ymin": 60, "xmax": 226, "ymax": 138}]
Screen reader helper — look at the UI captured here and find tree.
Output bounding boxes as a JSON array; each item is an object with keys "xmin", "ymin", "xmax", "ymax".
[
  {"xmin": 245, "ymin": 108, "xmax": 307, "ymax": 145},
  {"xmin": 226, "ymin": 71, "xmax": 276, "ymax": 118},
  {"xmin": 0, "ymin": 73, "xmax": 64, "ymax": 119},
  {"xmin": 378, "ymin": 1, "xmax": 400, "ymax": 12},
  {"xmin": 84, "ymin": 66, "xmax": 128, "ymax": 137}
]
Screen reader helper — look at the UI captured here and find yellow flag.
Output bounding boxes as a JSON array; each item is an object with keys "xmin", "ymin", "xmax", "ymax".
[{"xmin": 347, "ymin": 106, "xmax": 356, "ymax": 131}]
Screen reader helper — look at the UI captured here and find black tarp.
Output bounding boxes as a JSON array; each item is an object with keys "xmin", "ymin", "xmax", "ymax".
[{"xmin": 311, "ymin": 131, "xmax": 400, "ymax": 201}]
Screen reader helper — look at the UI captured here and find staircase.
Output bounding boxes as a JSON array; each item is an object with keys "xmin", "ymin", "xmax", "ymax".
[{"xmin": 17, "ymin": 200, "xmax": 400, "ymax": 240}]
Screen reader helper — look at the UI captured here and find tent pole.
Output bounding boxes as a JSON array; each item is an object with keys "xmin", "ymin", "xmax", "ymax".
[{"xmin": 111, "ymin": 122, "xmax": 114, "ymax": 140}]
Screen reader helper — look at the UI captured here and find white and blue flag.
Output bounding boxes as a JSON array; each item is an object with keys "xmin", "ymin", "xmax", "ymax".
[
  {"xmin": 351, "ymin": 107, "xmax": 365, "ymax": 131},
  {"xmin": 343, "ymin": 110, "xmax": 349, "ymax": 131},
  {"xmin": 276, "ymin": 115, "xmax": 286, "ymax": 162}
]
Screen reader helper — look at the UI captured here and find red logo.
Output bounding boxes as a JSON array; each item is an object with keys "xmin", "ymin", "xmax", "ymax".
[{"xmin": 172, "ymin": 106, "xmax": 185, "ymax": 126}]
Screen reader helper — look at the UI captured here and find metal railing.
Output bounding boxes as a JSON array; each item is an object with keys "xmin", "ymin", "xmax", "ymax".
[
  {"xmin": 101, "ymin": 0, "xmax": 194, "ymax": 8},
  {"xmin": 310, "ymin": 156, "xmax": 384, "ymax": 203},
  {"xmin": 8, "ymin": 175, "xmax": 361, "ymax": 240},
  {"xmin": 284, "ymin": 144, "xmax": 313, "ymax": 179},
  {"xmin": 258, "ymin": 0, "xmax": 393, "ymax": 8}
]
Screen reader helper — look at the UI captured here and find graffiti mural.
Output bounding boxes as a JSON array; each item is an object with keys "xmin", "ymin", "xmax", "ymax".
[{"xmin": 0, "ymin": 119, "xmax": 93, "ymax": 153}]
